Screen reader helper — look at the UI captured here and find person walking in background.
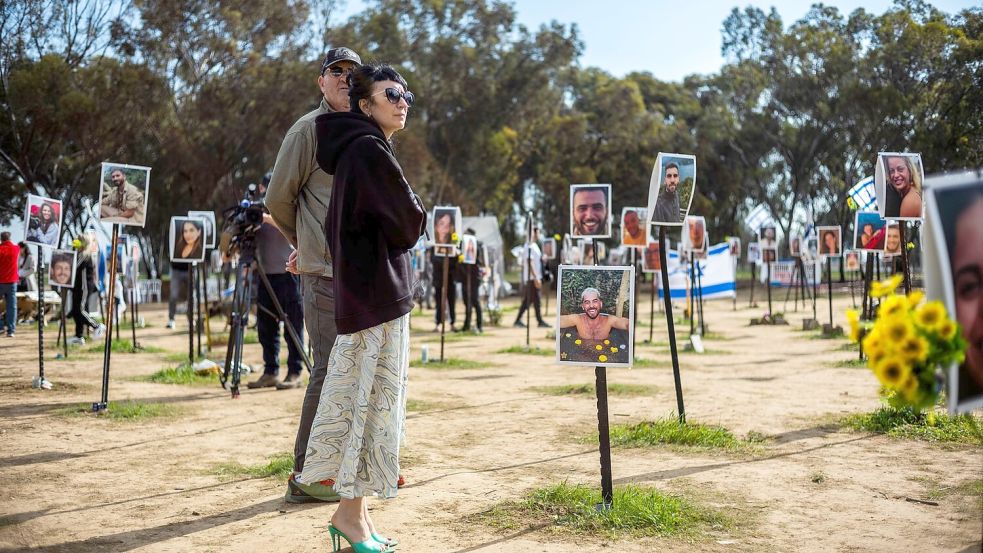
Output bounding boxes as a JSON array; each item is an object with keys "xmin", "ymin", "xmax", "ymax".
[
  {"xmin": 17, "ymin": 243, "xmax": 37, "ymax": 292},
  {"xmin": 68, "ymin": 236, "xmax": 105, "ymax": 345},
  {"xmin": 166, "ymin": 260, "xmax": 190, "ymax": 329},
  {"xmin": 430, "ymin": 245, "xmax": 458, "ymax": 331},
  {"xmin": 0, "ymin": 232, "xmax": 20, "ymax": 337},
  {"xmin": 264, "ymin": 46, "xmax": 365, "ymax": 504},
  {"xmin": 300, "ymin": 63, "xmax": 425, "ymax": 553},
  {"xmin": 459, "ymin": 228, "xmax": 483, "ymax": 333},
  {"xmin": 246, "ymin": 174, "xmax": 307, "ymax": 390},
  {"xmin": 513, "ymin": 227, "xmax": 549, "ymax": 328}
]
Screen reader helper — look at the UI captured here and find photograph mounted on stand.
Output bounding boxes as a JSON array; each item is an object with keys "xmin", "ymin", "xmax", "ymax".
[
  {"xmin": 642, "ymin": 238, "xmax": 664, "ymax": 273},
  {"xmin": 570, "ymin": 184, "xmax": 612, "ymax": 238},
  {"xmin": 169, "ymin": 217, "xmax": 207, "ymax": 263},
  {"xmin": 817, "ymin": 226, "xmax": 842, "ymax": 257},
  {"xmin": 647, "ymin": 152, "xmax": 696, "ymax": 227},
  {"xmin": 747, "ymin": 242, "xmax": 760, "ymax": 265},
  {"xmin": 875, "ymin": 152, "xmax": 924, "ymax": 220},
  {"xmin": 621, "ymin": 207, "xmax": 648, "ymax": 247},
  {"xmin": 460, "ymin": 235, "xmax": 478, "ymax": 265},
  {"xmin": 431, "ymin": 205, "xmax": 461, "ymax": 256},
  {"xmin": 23, "ymin": 194, "xmax": 63, "ymax": 248},
  {"xmin": 883, "ymin": 222, "xmax": 903, "ymax": 257},
  {"xmin": 789, "ymin": 234, "xmax": 802, "ymax": 257},
  {"xmin": 98, "ymin": 162, "xmax": 151, "ymax": 227},
  {"xmin": 854, "ymin": 211, "xmax": 888, "ymax": 250},
  {"xmin": 555, "ymin": 265, "xmax": 634, "ymax": 367},
  {"xmin": 47, "ymin": 250, "xmax": 77, "ymax": 288},
  {"xmin": 681, "ymin": 215, "xmax": 706, "ymax": 254},
  {"xmin": 542, "ymin": 237, "xmax": 557, "ymax": 261},
  {"xmin": 924, "ymin": 169, "xmax": 983, "ymax": 414},
  {"xmin": 188, "ymin": 210, "xmax": 217, "ymax": 249}
]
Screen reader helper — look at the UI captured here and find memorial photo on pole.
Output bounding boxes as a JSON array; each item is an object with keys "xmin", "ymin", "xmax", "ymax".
[
  {"xmin": 789, "ymin": 234, "xmax": 802, "ymax": 257},
  {"xmin": 98, "ymin": 162, "xmax": 151, "ymax": 227},
  {"xmin": 854, "ymin": 211, "xmax": 888, "ymax": 251},
  {"xmin": 761, "ymin": 245, "xmax": 777, "ymax": 263},
  {"xmin": 883, "ymin": 222, "xmax": 903, "ymax": 257},
  {"xmin": 642, "ymin": 238, "xmax": 663, "ymax": 273},
  {"xmin": 681, "ymin": 215, "xmax": 706, "ymax": 253},
  {"xmin": 432, "ymin": 205, "xmax": 461, "ymax": 256},
  {"xmin": 875, "ymin": 152, "xmax": 924, "ymax": 220},
  {"xmin": 542, "ymin": 237, "xmax": 557, "ymax": 260},
  {"xmin": 24, "ymin": 194, "xmax": 63, "ymax": 249},
  {"xmin": 844, "ymin": 250, "xmax": 861, "ymax": 272},
  {"xmin": 555, "ymin": 265, "xmax": 634, "ymax": 368},
  {"xmin": 747, "ymin": 242, "xmax": 760, "ymax": 265},
  {"xmin": 727, "ymin": 237, "xmax": 741, "ymax": 259},
  {"xmin": 570, "ymin": 184, "xmax": 612, "ymax": 238},
  {"xmin": 461, "ymin": 235, "xmax": 478, "ymax": 264},
  {"xmin": 817, "ymin": 226, "xmax": 842, "ymax": 257},
  {"xmin": 188, "ymin": 210, "xmax": 217, "ymax": 249},
  {"xmin": 647, "ymin": 152, "xmax": 696, "ymax": 227},
  {"xmin": 621, "ymin": 207, "xmax": 648, "ymax": 247},
  {"xmin": 48, "ymin": 250, "xmax": 77, "ymax": 288},
  {"xmin": 924, "ymin": 171, "xmax": 983, "ymax": 413},
  {"xmin": 169, "ymin": 217, "xmax": 206, "ymax": 263}
]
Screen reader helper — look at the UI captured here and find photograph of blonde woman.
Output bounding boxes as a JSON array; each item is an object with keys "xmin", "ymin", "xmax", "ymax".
[{"xmin": 880, "ymin": 154, "xmax": 923, "ymax": 219}]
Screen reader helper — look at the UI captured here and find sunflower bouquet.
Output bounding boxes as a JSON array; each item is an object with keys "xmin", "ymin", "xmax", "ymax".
[{"xmin": 847, "ymin": 275, "xmax": 966, "ymax": 412}]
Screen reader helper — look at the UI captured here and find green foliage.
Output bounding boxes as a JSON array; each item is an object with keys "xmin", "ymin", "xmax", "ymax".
[
  {"xmin": 56, "ymin": 400, "xmax": 183, "ymax": 421},
  {"xmin": 609, "ymin": 418, "xmax": 748, "ymax": 449},
  {"xmin": 842, "ymin": 407, "xmax": 983, "ymax": 445},
  {"xmin": 140, "ymin": 363, "xmax": 219, "ymax": 386},
  {"xmin": 209, "ymin": 452, "xmax": 294, "ymax": 481},
  {"xmin": 472, "ymin": 482, "xmax": 731, "ymax": 539},
  {"xmin": 496, "ymin": 345, "xmax": 553, "ymax": 356},
  {"xmin": 410, "ymin": 358, "xmax": 495, "ymax": 369},
  {"xmin": 85, "ymin": 339, "xmax": 163, "ymax": 353},
  {"xmin": 531, "ymin": 383, "xmax": 656, "ymax": 397}
]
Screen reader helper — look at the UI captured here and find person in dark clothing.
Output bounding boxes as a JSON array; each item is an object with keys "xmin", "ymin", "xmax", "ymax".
[
  {"xmin": 0, "ymin": 232, "xmax": 19, "ymax": 336},
  {"xmin": 458, "ymin": 229, "xmax": 483, "ymax": 332},
  {"xmin": 430, "ymin": 246, "xmax": 457, "ymax": 331},
  {"xmin": 514, "ymin": 227, "xmax": 550, "ymax": 328},
  {"xmin": 69, "ymin": 236, "xmax": 105, "ymax": 344},
  {"xmin": 298, "ymin": 64, "xmax": 425, "ymax": 553}
]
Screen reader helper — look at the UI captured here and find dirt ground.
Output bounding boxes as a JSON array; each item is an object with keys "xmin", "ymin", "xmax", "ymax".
[{"xmin": 1, "ymin": 286, "xmax": 981, "ymax": 553}]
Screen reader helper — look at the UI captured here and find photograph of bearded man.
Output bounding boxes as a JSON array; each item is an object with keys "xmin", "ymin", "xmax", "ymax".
[{"xmin": 570, "ymin": 184, "xmax": 611, "ymax": 238}]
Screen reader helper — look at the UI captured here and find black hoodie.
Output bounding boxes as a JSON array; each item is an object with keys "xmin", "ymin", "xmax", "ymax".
[{"xmin": 315, "ymin": 112, "xmax": 426, "ymax": 334}]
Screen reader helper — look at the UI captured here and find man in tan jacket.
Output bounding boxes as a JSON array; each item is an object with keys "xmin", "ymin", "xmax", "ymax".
[{"xmin": 264, "ymin": 46, "xmax": 360, "ymax": 503}]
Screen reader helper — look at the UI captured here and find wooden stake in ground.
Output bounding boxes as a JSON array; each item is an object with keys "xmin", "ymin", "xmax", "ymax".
[
  {"xmin": 899, "ymin": 221, "xmax": 912, "ymax": 295},
  {"xmin": 200, "ymin": 263, "xmax": 212, "ymax": 351},
  {"xmin": 187, "ymin": 262, "xmax": 195, "ymax": 365},
  {"xmin": 440, "ymin": 253, "xmax": 449, "ymax": 362},
  {"xmin": 749, "ymin": 260, "xmax": 756, "ymax": 307},
  {"xmin": 659, "ymin": 227, "xmax": 685, "ymax": 424},
  {"xmin": 647, "ymin": 274, "xmax": 655, "ymax": 344},
  {"xmin": 59, "ymin": 287, "xmax": 68, "ymax": 359},
  {"xmin": 94, "ymin": 225, "xmax": 120, "ymax": 412},
  {"xmin": 766, "ymin": 260, "xmax": 773, "ymax": 319},
  {"xmin": 591, "ymin": 239, "xmax": 614, "ymax": 508},
  {"xmin": 826, "ymin": 257, "xmax": 834, "ymax": 326}
]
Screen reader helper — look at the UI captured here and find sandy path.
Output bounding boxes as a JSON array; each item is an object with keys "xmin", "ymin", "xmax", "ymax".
[{"xmin": 0, "ymin": 290, "xmax": 980, "ymax": 552}]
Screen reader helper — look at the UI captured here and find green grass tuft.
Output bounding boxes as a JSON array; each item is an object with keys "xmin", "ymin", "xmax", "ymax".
[
  {"xmin": 532, "ymin": 383, "xmax": 656, "ymax": 397},
  {"xmin": 471, "ymin": 482, "xmax": 731, "ymax": 539},
  {"xmin": 842, "ymin": 406, "xmax": 983, "ymax": 445},
  {"xmin": 138, "ymin": 363, "xmax": 219, "ymax": 386},
  {"xmin": 55, "ymin": 400, "xmax": 184, "ymax": 421},
  {"xmin": 830, "ymin": 358, "xmax": 868, "ymax": 368},
  {"xmin": 608, "ymin": 417, "xmax": 748, "ymax": 449},
  {"xmin": 85, "ymin": 339, "xmax": 164, "ymax": 353},
  {"xmin": 162, "ymin": 352, "xmax": 205, "ymax": 363},
  {"xmin": 496, "ymin": 345, "xmax": 553, "ymax": 356},
  {"xmin": 410, "ymin": 357, "xmax": 495, "ymax": 369},
  {"xmin": 210, "ymin": 451, "xmax": 294, "ymax": 481},
  {"xmin": 632, "ymin": 356, "xmax": 671, "ymax": 368}
]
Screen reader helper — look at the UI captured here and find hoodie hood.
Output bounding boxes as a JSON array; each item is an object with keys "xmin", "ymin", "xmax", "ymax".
[{"xmin": 314, "ymin": 112, "xmax": 389, "ymax": 175}]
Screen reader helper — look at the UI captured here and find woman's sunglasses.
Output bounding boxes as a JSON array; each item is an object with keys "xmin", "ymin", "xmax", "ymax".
[{"xmin": 372, "ymin": 87, "xmax": 415, "ymax": 106}]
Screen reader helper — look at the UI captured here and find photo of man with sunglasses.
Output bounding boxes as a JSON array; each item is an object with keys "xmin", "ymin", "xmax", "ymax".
[{"xmin": 264, "ymin": 46, "xmax": 362, "ymax": 504}]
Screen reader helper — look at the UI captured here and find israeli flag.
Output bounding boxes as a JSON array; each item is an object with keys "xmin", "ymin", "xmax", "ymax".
[
  {"xmin": 658, "ymin": 242, "xmax": 737, "ymax": 300},
  {"xmin": 848, "ymin": 175, "xmax": 877, "ymax": 212}
]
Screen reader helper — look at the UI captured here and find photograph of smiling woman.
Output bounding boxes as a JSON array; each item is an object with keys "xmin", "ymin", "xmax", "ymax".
[{"xmin": 876, "ymin": 152, "xmax": 924, "ymax": 220}]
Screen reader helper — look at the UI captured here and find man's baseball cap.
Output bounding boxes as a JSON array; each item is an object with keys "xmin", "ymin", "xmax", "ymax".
[{"xmin": 320, "ymin": 47, "xmax": 362, "ymax": 74}]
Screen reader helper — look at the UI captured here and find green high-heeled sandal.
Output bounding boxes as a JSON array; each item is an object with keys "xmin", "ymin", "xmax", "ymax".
[
  {"xmin": 328, "ymin": 524, "xmax": 393, "ymax": 553},
  {"xmin": 372, "ymin": 533, "xmax": 399, "ymax": 548}
]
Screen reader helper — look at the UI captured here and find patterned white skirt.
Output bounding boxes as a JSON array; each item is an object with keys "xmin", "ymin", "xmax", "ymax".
[{"xmin": 297, "ymin": 314, "xmax": 409, "ymax": 499}]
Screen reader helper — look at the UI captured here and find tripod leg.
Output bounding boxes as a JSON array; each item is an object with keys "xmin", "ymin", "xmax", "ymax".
[{"xmin": 254, "ymin": 264, "xmax": 312, "ymax": 373}]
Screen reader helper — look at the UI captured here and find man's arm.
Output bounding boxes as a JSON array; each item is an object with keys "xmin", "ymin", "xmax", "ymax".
[
  {"xmin": 265, "ymin": 128, "xmax": 312, "ymax": 248},
  {"xmin": 609, "ymin": 315, "xmax": 630, "ymax": 331},
  {"xmin": 558, "ymin": 314, "xmax": 580, "ymax": 328}
]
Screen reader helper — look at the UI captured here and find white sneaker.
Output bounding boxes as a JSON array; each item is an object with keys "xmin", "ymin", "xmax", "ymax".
[
  {"xmin": 93, "ymin": 324, "xmax": 106, "ymax": 339},
  {"xmin": 166, "ymin": 319, "xmax": 176, "ymax": 329},
  {"xmin": 68, "ymin": 336, "xmax": 85, "ymax": 346}
]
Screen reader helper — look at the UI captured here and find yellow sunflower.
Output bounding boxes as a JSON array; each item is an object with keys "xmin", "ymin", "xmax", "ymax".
[
  {"xmin": 898, "ymin": 374, "xmax": 920, "ymax": 401},
  {"xmin": 451, "ymin": 232, "xmax": 459, "ymax": 242},
  {"xmin": 862, "ymin": 329, "xmax": 885, "ymax": 358},
  {"xmin": 938, "ymin": 319, "xmax": 958, "ymax": 341},
  {"xmin": 598, "ymin": 354, "xmax": 608, "ymax": 362},
  {"xmin": 873, "ymin": 356, "xmax": 910, "ymax": 388},
  {"xmin": 905, "ymin": 290, "xmax": 925, "ymax": 309},
  {"xmin": 914, "ymin": 301, "xmax": 945, "ymax": 331},
  {"xmin": 879, "ymin": 315, "xmax": 913, "ymax": 343},
  {"xmin": 870, "ymin": 275, "xmax": 903, "ymax": 298},
  {"xmin": 898, "ymin": 336, "xmax": 928, "ymax": 362},
  {"xmin": 595, "ymin": 345, "xmax": 603, "ymax": 351},
  {"xmin": 877, "ymin": 295, "xmax": 907, "ymax": 318},
  {"xmin": 846, "ymin": 309, "xmax": 861, "ymax": 342}
]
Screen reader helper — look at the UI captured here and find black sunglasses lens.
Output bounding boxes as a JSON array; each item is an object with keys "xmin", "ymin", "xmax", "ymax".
[
  {"xmin": 384, "ymin": 88, "xmax": 415, "ymax": 106},
  {"xmin": 403, "ymin": 91, "xmax": 415, "ymax": 106}
]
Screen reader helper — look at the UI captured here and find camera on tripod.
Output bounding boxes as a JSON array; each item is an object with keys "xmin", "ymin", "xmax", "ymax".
[{"xmin": 222, "ymin": 184, "xmax": 267, "ymax": 257}]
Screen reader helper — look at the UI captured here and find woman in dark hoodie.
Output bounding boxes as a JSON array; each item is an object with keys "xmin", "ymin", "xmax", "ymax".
[{"xmin": 298, "ymin": 64, "xmax": 425, "ymax": 553}]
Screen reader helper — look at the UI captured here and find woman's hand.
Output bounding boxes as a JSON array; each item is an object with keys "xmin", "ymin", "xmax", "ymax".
[{"xmin": 286, "ymin": 250, "xmax": 299, "ymax": 274}]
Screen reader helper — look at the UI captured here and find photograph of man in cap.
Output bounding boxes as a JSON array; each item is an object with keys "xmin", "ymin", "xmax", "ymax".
[{"xmin": 263, "ymin": 46, "xmax": 367, "ymax": 503}]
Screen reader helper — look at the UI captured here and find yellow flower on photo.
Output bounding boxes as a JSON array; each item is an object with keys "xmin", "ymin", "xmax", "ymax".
[
  {"xmin": 604, "ymin": 339, "xmax": 610, "ymax": 345},
  {"xmin": 598, "ymin": 354, "xmax": 608, "ymax": 362},
  {"xmin": 595, "ymin": 345, "xmax": 603, "ymax": 351},
  {"xmin": 870, "ymin": 275, "xmax": 903, "ymax": 298},
  {"xmin": 574, "ymin": 339, "xmax": 582, "ymax": 345},
  {"xmin": 873, "ymin": 356, "xmax": 910, "ymax": 388},
  {"xmin": 914, "ymin": 301, "xmax": 945, "ymax": 331},
  {"xmin": 610, "ymin": 347, "xmax": 618, "ymax": 353}
]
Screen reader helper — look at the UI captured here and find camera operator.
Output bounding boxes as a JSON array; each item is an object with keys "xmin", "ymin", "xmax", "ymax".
[{"xmin": 246, "ymin": 174, "xmax": 306, "ymax": 390}]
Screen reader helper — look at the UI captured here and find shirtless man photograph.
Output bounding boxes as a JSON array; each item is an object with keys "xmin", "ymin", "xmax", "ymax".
[{"xmin": 555, "ymin": 267, "xmax": 635, "ymax": 366}]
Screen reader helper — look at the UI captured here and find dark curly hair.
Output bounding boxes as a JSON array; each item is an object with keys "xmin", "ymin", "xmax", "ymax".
[{"xmin": 348, "ymin": 64, "xmax": 409, "ymax": 115}]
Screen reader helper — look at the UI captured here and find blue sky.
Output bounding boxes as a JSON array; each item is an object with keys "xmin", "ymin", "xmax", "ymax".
[{"xmin": 333, "ymin": 0, "xmax": 976, "ymax": 82}]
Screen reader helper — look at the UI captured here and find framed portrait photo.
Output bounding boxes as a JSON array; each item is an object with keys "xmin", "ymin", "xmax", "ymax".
[
  {"xmin": 817, "ymin": 226, "xmax": 842, "ymax": 258},
  {"xmin": 431, "ymin": 206, "xmax": 461, "ymax": 256},
  {"xmin": 875, "ymin": 152, "xmax": 924, "ymax": 221},
  {"xmin": 621, "ymin": 207, "xmax": 648, "ymax": 248},
  {"xmin": 789, "ymin": 234, "xmax": 802, "ymax": 257},
  {"xmin": 641, "ymin": 238, "xmax": 665, "ymax": 274},
  {"xmin": 24, "ymin": 194, "xmax": 63, "ymax": 249},
  {"xmin": 647, "ymin": 152, "xmax": 696, "ymax": 227},
  {"xmin": 570, "ymin": 184, "xmax": 612, "ymax": 238},
  {"xmin": 555, "ymin": 265, "xmax": 635, "ymax": 368},
  {"xmin": 854, "ymin": 211, "xmax": 888, "ymax": 251},
  {"xmin": 761, "ymin": 245, "xmax": 778, "ymax": 264},
  {"xmin": 747, "ymin": 242, "xmax": 760, "ymax": 264},
  {"xmin": 681, "ymin": 215, "xmax": 706, "ymax": 254},
  {"xmin": 542, "ymin": 237, "xmax": 557, "ymax": 261},
  {"xmin": 883, "ymin": 222, "xmax": 903, "ymax": 257},
  {"xmin": 801, "ymin": 236, "xmax": 819, "ymax": 263},
  {"xmin": 461, "ymin": 235, "xmax": 478, "ymax": 264},
  {"xmin": 844, "ymin": 250, "xmax": 861, "ymax": 272},
  {"xmin": 726, "ymin": 237, "xmax": 741, "ymax": 259},
  {"xmin": 47, "ymin": 249, "xmax": 77, "ymax": 288},
  {"xmin": 98, "ymin": 162, "xmax": 151, "ymax": 228},
  {"xmin": 169, "ymin": 216, "xmax": 207, "ymax": 263},
  {"xmin": 188, "ymin": 210, "xmax": 217, "ymax": 249},
  {"xmin": 924, "ymin": 170, "xmax": 983, "ymax": 413}
]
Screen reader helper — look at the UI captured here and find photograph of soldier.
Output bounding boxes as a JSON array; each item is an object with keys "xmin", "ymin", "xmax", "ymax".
[
  {"xmin": 570, "ymin": 184, "xmax": 611, "ymax": 238},
  {"xmin": 790, "ymin": 234, "xmax": 802, "ymax": 257},
  {"xmin": 648, "ymin": 153, "xmax": 696, "ymax": 226},
  {"xmin": 761, "ymin": 245, "xmax": 778, "ymax": 263},
  {"xmin": 747, "ymin": 242, "xmax": 760, "ymax": 264},
  {"xmin": 883, "ymin": 222, "xmax": 903, "ymax": 257},
  {"xmin": 542, "ymin": 237, "xmax": 556, "ymax": 260},
  {"xmin": 98, "ymin": 163, "xmax": 150, "ymax": 227},
  {"xmin": 682, "ymin": 215, "xmax": 706, "ymax": 253},
  {"xmin": 642, "ymin": 239, "xmax": 662, "ymax": 273}
]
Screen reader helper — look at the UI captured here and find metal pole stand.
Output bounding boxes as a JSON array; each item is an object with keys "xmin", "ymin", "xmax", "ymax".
[
  {"xmin": 440, "ymin": 254, "xmax": 449, "ymax": 362},
  {"xmin": 659, "ymin": 227, "xmax": 686, "ymax": 424},
  {"xmin": 589, "ymin": 239, "xmax": 614, "ymax": 510},
  {"xmin": 92, "ymin": 225, "xmax": 120, "ymax": 412},
  {"xmin": 32, "ymin": 248, "xmax": 52, "ymax": 390}
]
